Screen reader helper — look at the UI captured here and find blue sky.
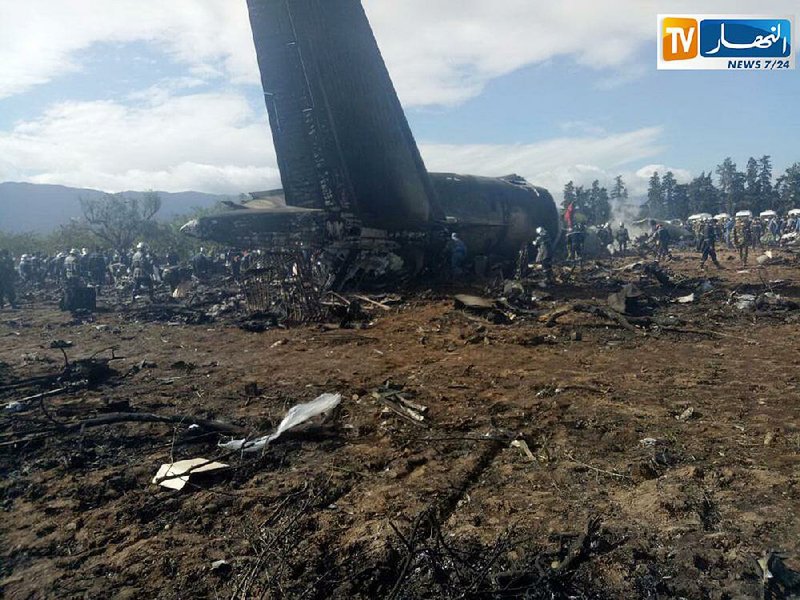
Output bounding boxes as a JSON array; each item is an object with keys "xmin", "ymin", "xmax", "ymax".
[{"xmin": 0, "ymin": 0, "xmax": 797, "ymax": 200}]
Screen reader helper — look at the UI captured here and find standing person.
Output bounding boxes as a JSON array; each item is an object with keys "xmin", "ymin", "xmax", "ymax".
[
  {"xmin": 533, "ymin": 227, "xmax": 553, "ymax": 284},
  {"xmin": 0, "ymin": 249, "xmax": 18, "ymax": 309},
  {"xmin": 192, "ymin": 248, "xmax": 210, "ymax": 280},
  {"xmin": 699, "ymin": 219, "xmax": 723, "ymax": 269},
  {"xmin": 89, "ymin": 247, "xmax": 107, "ymax": 288},
  {"xmin": 447, "ymin": 233, "xmax": 467, "ymax": 278},
  {"xmin": 752, "ymin": 219, "xmax": 763, "ymax": 249},
  {"xmin": 52, "ymin": 252, "xmax": 67, "ymax": 283},
  {"xmin": 724, "ymin": 217, "xmax": 735, "ymax": 249},
  {"xmin": 515, "ymin": 238, "xmax": 534, "ymax": 279},
  {"xmin": 786, "ymin": 215, "xmax": 797, "ymax": 236},
  {"xmin": 768, "ymin": 217, "xmax": 780, "ymax": 246},
  {"xmin": 63, "ymin": 249, "xmax": 81, "ymax": 284},
  {"xmin": 573, "ymin": 223, "xmax": 586, "ymax": 261},
  {"xmin": 615, "ymin": 222, "xmax": 630, "ymax": 256},
  {"xmin": 650, "ymin": 224, "xmax": 671, "ymax": 261},
  {"xmin": 733, "ymin": 216, "xmax": 752, "ymax": 266},
  {"xmin": 131, "ymin": 242, "xmax": 155, "ymax": 300},
  {"xmin": 18, "ymin": 255, "xmax": 33, "ymax": 282},
  {"xmin": 565, "ymin": 227, "xmax": 577, "ymax": 261},
  {"xmin": 166, "ymin": 248, "xmax": 180, "ymax": 267},
  {"xmin": 597, "ymin": 223, "xmax": 612, "ymax": 248}
]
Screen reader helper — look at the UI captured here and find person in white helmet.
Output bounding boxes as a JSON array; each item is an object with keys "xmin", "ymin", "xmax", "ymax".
[
  {"xmin": 533, "ymin": 227, "xmax": 553, "ymax": 283},
  {"xmin": 63, "ymin": 249, "xmax": 81, "ymax": 283},
  {"xmin": 131, "ymin": 243, "xmax": 154, "ymax": 300}
]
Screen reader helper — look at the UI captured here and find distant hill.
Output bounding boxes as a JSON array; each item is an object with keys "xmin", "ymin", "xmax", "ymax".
[{"xmin": 0, "ymin": 182, "xmax": 230, "ymax": 233}]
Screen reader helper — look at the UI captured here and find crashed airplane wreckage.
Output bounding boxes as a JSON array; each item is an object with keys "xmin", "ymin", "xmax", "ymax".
[{"xmin": 182, "ymin": 0, "xmax": 559, "ymax": 287}]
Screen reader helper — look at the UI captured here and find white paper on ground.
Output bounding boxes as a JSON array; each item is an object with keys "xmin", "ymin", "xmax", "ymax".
[{"xmin": 152, "ymin": 458, "xmax": 229, "ymax": 490}]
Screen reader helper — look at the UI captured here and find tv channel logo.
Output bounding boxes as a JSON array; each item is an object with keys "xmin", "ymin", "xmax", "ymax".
[
  {"xmin": 658, "ymin": 15, "xmax": 795, "ymax": 70},
  {"xmin": 662, "ymin": 17, "xmax": 698, "ymax": 61}
]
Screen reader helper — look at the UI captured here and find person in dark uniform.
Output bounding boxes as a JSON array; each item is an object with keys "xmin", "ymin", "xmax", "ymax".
[
  {"xmin": 733, "ymin": 216, "xmax": 753, "ymax": 266},
  {"xmin": 131, "ymin": 242, "xmax": 155, "ymax": 300},
  {"xmin": 650, "ymin": 224, "xmax": 671, "ymax": 261},
  {"xmin": 699, "ymin": 219, "xmax": 723, "ymax": 269},
  {"xmin": 615, "ymin": 222, "xmax": 630, "ymax": 256},
  {"xmin": 166, "ymin": 248, "xmax": 180, "ymax": 267},
  {"xmin": 192, "ymin": 248, "xmax": 210, "ymax": 280},
  {"xmin": 63, "ymin": 249, "xmax": 81, "ymax": 285},
  {"xmin": 447, "ymin": 233, "xmax": 467, "ymax": 278},
  {"xmin": 89, "ymin": 247, "xmax": 107, "ymax": 288}
]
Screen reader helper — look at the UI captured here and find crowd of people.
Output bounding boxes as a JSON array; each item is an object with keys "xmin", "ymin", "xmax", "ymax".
[
  {"xmin": 2, "ymin": 209, "xmax": 799, "ymax": 308},
  {"xmin": 0, "ymin": 244, "xmax": 267, "ymax": 310},
  {"xmin": 507, "ymin": 208, "xmax": 800, "ymax": 285}
]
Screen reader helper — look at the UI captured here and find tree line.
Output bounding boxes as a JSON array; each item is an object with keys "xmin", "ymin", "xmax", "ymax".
[
  {"xmin": 561, "ymin": 157, "xmax": 800, "ymax": 225},
  {"xmin": 561, "ymin": 176, "xmax": 626, "ymax": 226}
]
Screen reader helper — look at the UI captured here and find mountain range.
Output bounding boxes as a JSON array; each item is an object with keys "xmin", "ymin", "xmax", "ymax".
[{"xmin": 0, "ymin": 182, "xmax": 229, "ymax": 233}]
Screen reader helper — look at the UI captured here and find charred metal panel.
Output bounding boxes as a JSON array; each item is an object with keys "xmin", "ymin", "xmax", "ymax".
[
  {"xmin": 246, "ymin": 0, "xmax": 437, "ymax": 230},
  {"xmin": 181, "ymin": 207, "xmax": 326, "ymax": 249}
]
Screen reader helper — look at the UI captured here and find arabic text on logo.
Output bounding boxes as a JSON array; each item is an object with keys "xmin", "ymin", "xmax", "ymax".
[
  {"xmin": 658, "ymin": 15, "xmax": 794, "ymax": 70},
  {"xmin": 701, "ymin": 20, "xmax": 791, "ymax": 58}
]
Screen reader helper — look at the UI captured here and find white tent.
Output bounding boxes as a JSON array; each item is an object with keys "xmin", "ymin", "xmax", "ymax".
[
  {"xmin": 760, "ymin": 210, "xmax": 778, "ymax": 218},
  {"xmin": 714, "ymin": 213, "xmax": 730, "ymax": 220},
  {"xmin": 688, "ymin": 213, "xmax": 712, "ymax": 221},
  {"xmin": 735, "ymin": 210, "xmax": 753, "ymax": 218},
  {"xmin": 788, "ymin": 209, "xmax": 800, "ymax": 216}
]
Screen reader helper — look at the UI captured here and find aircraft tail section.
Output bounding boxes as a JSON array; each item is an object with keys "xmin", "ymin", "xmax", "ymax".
[{"xmin": 246, "ymin": 0, "xmax": 437, "ymax": 230}]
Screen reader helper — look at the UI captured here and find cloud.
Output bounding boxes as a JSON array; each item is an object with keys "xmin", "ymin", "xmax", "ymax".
[
  {"xmin": 0, "ymin": 0, "xmax": 259, "ymax": 99},
  {"xmin": 0, "ymin": 92, "xmax": 280, "ymax": 194},
  {"xmin": 2, "ymin": 0, "xmax": 797, "ymax": 105},
  {"xmin": 636, "ymin": 164, "xmax": 693, "ymax": 184},
  {"xmin": 0, "ymin": 85, "xmax": 670, "ymax": 199},
  {"xmin": 365, "ymin": 0, "xmax": 800, "ymax": 105},
  {"xmin": 420, "ymin": 126, "xmax": 666, "ymax": 194}
]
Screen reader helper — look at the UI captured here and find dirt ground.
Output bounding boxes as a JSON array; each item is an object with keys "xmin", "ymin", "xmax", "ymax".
[{"xmin": 2, "ymin": 248, "xmax": 800, "ymax": 599}]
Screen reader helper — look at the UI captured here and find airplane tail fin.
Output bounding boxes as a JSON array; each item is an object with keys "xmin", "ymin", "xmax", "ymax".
[{"xmin": 246, "ymin": 0, "xmax": 438, "ymax": 230}]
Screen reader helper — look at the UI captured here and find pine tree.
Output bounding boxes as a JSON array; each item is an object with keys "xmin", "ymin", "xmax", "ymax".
[
  {"xmin": 775, "ymin": 163, "xmax": 800, "ymax": 213},
  {"xmin": 588, "ymin": 180, "xmax": 611, "ymax": 225},
  {"xmin": 575, "ymin": 185, "xmax": 591, "ymax": 223},
  {"xmin": 731, "ymin": 171, "xmax": 746, "ymax": 212},
  {"xmin": 744, "ymin": 157, "xmax": 760, "ymax": 212},
  {"xmin": 715, "ymin": 157, "xmax": 738, "ymax": 215},
  {"xmin": 661, "ymin": 171, "xmax": 677, "ymax": 219},
  {"xmin": 688, "ymin": 172, "xmax": 719, "ymax": 216},
  {"xmin": 610, "ymin": 175, "xmax": 628, "ymax": 202},
  {"xmin": 562, "ymin": 181, "xmax": 577, "ymax": 212},
  {"xmin": 587, "ymin": 180, "xmax": 600, "ymax": 225},
  {"xmin": 642, "ymin": 172, "xmax": 662, "ymax": 218},
  {"xmin": 673, "ymin": 183, "xmax": 690, "ymax": 220},
  {"xmin": 758, "ymin": 155, "xmax": 774, "ymax": 212}
]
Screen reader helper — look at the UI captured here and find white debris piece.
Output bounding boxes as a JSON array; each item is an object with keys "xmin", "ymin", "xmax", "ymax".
[
  {"xmin": 152, "ymin": 458, "xmax": 229, "ymax": 490},
  {"xmin": 219, "ymin": 393, "xmax": 342, "ymax": 453}
]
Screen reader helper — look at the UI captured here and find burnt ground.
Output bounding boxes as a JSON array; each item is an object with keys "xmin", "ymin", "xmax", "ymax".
[{"xmin": 2, "ymin": 248, "xmax": 800, "ymax": 599}]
